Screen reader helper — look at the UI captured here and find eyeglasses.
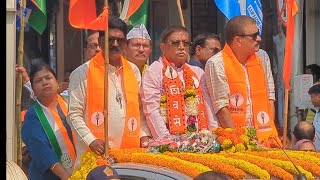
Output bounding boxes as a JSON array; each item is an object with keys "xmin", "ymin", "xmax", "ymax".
[
  {"xmin": 87, "ymin": 43, "xmax": 100, "ymax": 50},
  {"xmin": 100, "ymin": 36, "xmax": 127, "ymax": 46},
  {"xmin": 169, "ymin": 40, "xmax": 192, "ymax": 48},
  {"xmin": 203, "ymin": 47, "xmax": 221, "ymax": 54},
  {"xmin": 237, "ymin": 31, "xmax": 260, "ymax": 40},
  {"xmin": 109, "ymin": 37, "xmax": 126, "ymax": 46},
  {"xmin": 130, "ymin": 43, "xmax": 151, "ymax": 50}
]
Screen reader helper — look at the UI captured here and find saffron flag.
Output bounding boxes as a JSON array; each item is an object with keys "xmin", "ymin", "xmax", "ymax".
[
  {"xmin": 283, "ymin": 0, "xmax": 299, "ymax": 90},
  {"xmin": 120, "ymin": 0, "xmax": 146, "ymax": 28},
  {"xmin": 69, "ymin": 0, "xmax": 97, "ymax": 28},
  {"xmin": 29, "ymin": 0, "xmax": 47, "ymax": 35},
  {"xmin": 213, "ymin": 0, "xmax": 263, "ymax": 34},
  {"xmin": 69, "ymin": 0, "xmax": 108, "ymax": 30}
]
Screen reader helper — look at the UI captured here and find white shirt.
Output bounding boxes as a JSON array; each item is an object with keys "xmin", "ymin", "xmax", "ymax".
[{"xmin": 68, "ymin": 60, "xmax": 150, "ymax": 168}]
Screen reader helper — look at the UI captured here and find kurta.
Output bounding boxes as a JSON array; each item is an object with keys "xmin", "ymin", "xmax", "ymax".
[
  {"xmin": 68, "ymin": 60, "xmax": 150, "ymax": 168},
  {"xmin": 140, "ymin": 57, "xmax": 218, "ymax": 139}
]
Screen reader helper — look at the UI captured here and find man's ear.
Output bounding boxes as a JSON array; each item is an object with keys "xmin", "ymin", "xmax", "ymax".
[
  {"xmin": 233, "ymin": 36, "xmax": 242, "ymax": 47},
  {"xmin": 314, "ymin": 134, "xmax": 317, "ymax": 142},
  {"xmin": 160, "ymin": 43, "xmax": 165, "ymax": 52},
  {"xmin": 195, "ymin": 45, "xmax": 202, "ymax": 55}
]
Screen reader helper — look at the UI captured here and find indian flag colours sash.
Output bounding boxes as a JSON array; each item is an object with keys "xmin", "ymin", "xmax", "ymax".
[
  {"xmin": 162, "ymin": 56, "xmax": 208, "ymax": 134},
  {"xmin": 34, "ymin": 95, "xmax": 76, "ymax": 173},
  {"xmin": 222, "ymin": 44, "xmax": 281, "ymax": 147},
  {"xmin": 87, "ymin": 51, "xmax": 141, "ymax": 148}
]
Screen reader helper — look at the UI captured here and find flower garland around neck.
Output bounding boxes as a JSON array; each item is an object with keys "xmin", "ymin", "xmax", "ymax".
[{"xmin": 160, "ymin": 64, "xmax": 199, "ymax": 133}]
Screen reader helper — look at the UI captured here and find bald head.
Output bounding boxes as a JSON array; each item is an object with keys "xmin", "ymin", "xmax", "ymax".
[
  {"xmin": 225, "ymin": 15, "xmax": 257, "ymax": 44},
  {"xmin": 293, "ymin": 121, "xmax": 315, "ymax": 141}
]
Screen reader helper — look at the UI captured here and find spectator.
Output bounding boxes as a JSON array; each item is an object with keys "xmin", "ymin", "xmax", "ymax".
[
  {"xmin": 189, "ymin": 33, "xmax": 221, "ymax": 69},
  {"xmin": 308, "ymin": 83, "xmax": 320, "ymax": 151},
  {"xmin": 293, "ymin": 121, "xmax": 316, "ymax": 151}
]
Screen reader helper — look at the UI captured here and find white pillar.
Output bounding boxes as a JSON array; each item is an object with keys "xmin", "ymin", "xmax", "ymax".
[{"xmin": 6, "ymin": 0, "xmax": 17, "ymax": 161}]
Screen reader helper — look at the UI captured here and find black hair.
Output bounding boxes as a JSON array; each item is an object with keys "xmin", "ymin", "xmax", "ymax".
[
  {"xmin": 84, "ymin": 30, "xmax": 99, "ymax": 47},
  {"xmin": 194, "ymin": 171, "xmax": 228, "ymax": 180},
  {"xmin": 293, "ymin": 121, "xmax": 315, "ymax": 141},
  {"xmin": 99, "ymin": 15, "xmax": 127, "ymax": 37},
  {"xmin": 306, "ymin": 64, "xmax": 320, "ymax": 82},
  {"xmin": 29, "ymin": 61, "xmax": 56, "ymax": 87},
  {"xmin": 225, "ymin": 15, "xmax": 256, "ymax": 44},
  {"xmin": 308, "ymin": 83, "xmax": 320, "ymax": 95},
  {"xmin": 160, "ymin": 25, "xmax": 189, "ymax": 43},
  {"xmin": 191, "ymin": 33, "xmax": 221, "ymax": 56}
]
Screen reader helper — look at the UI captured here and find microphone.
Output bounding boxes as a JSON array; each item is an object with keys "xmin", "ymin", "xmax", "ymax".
[{"xmin": 272, "ymin": 137, "xmax": 306, "ymax": 180}]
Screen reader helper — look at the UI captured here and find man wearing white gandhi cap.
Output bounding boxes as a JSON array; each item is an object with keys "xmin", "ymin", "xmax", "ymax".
[{"xmin": 125, "ymin": 24, "xmax": 152, "ymax": 74}]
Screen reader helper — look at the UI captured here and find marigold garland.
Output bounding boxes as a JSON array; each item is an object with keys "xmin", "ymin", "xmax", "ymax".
[
  {"xmin": 208, "ymin": 153, "xmax": 270, "ymax": 179},
  {"xmin": 286, "ymin": 151, "xmax": 320, "ymax": 166},
  {"xmin": 69, "ymin": 151, "xmax": 109, "ymax": 180},
  {"xmin": 221, "ymin": 152, "xmax": 294, "ymax": 180},
  {"xmin": 247, "ymin": 151, "xmax": 320, "ymax": 176},
  {"xmin": 247, "ymin": 151, "xmax": 314, "ymax": 180},
  {"xmin": 163, "ymin": 152, "xmax": 247, "ymax": 179},
  {"xmin": 130, "ymin": 153, "xmax": 211, "ymax": 178}
]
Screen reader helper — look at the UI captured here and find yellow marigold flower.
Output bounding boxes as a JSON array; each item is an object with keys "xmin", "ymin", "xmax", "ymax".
[
  {"xmin": 184, "ymin": 89, "xmax": 196, "ymax": 98},
  {"xmin": 160, "ymin": 95, "xmax": 167, "ymax": 103},
  {"xmin": 221, "ymin": 139, "xmax": 233, "ymax": 150},
  {"xmin": 185, "ymin": 96, "xmax": 196, "ymax": 103},
  {"xmin": 235, "ymin": 144, "xmax": 246, "ymax": 152},
  {"xmin": 240, "ymin": 135, "xmax": 249, "ymax": 144},
  {"xmin": 225, "ymin": 128, "xmax": 233, "ymax": 132},
  {"xmin": 224, "ymin": 146, "xmax": 236, "ymax": 153}
]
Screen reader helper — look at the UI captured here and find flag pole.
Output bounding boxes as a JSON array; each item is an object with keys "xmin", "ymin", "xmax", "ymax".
[
  {"xmin": 15, "ymin": 0, "xmax": 26, "ymax": 167},
  {"xmin": 282, "ymin": 88, "xmax": 289, "ymax": 147},
  {"xmin": 176, "ymin": 0, "xmax": 185, "ymax": 27},
  {"xmin": 103, "ymin": 0, "xmax": 110, "ymax": 158}
]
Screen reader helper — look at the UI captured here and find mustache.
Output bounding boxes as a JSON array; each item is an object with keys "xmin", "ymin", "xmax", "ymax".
[
  {"xmin": 176, "ymin": 51, "xmax": 187, "ymax": 55},
  {"xmin": 109, "ymin": 46, "xmax": 121, "ymax": 52}
]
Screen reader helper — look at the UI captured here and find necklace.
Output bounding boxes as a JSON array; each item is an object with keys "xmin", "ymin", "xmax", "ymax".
[{"xmin": 110, "ymin": 73, "xmax": 123, "ymax": 109}]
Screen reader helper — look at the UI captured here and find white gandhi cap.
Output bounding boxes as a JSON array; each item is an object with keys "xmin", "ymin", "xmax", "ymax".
[{"xmin": 126, "ymin": 24, "xmax": 151, "ymax": 40}]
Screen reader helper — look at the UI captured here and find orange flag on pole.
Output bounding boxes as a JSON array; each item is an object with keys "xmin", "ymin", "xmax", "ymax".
[
  {"xmin": 69, "ymin": 0, "xmax": 97, "ymax": 28},
  {"xmin": 119, "ymin": 0, "xmax": 144, "ymax": 20},
  {"xmin": 69, "ymin": 0, "xmax": 108, "ymax": 30},
  {"xmin": 86, "ymin": 7, "xmax": 108, "ymax": 30},
  {"xmin": 282, "ymin": 0, "xmax": 299, "ymax": 90}
]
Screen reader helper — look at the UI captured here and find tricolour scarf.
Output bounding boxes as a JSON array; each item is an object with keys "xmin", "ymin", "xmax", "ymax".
[{"xmin": 34, "ymin": 95, "xmax": 76, "ymax": 173}]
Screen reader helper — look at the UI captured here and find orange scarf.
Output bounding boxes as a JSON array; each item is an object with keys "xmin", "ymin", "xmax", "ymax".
[
  {"xmin": 162, "ymin": 56, "xmax": 208, "ymax": 134},
  {"xmin": 222, "ymin": 44, "xmax": 282, "ymax": 147},
  {"xmin": 87, "ymin": 52, "xmax": 141, "ymax": 148}
]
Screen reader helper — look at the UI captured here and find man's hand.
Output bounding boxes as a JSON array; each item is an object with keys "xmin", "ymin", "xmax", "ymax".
[
  {"xmin": 89, "ymin": 139, "xmax": 105, "ymax": 155},
  {"xmin": 15, "ymin": 65, "xmax": 30, "ymax": 84},
  {"xmin": 140, "ymin": 136, "xmax": 150, "ymax": 148}
]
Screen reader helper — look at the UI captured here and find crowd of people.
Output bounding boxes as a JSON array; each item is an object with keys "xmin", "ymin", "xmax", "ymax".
[{"xmin": 15, "ymin": 15, "xmax": 319, "ymax": 179}]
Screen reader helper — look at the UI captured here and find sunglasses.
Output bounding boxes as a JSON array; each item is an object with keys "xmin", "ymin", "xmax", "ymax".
[
  {"xmin": 169, "ymin": 40, "xmax": 192, "ymax": 48},
  {"xmin": 237, "ymin": 31, "xmax": 260, "ymax": 40},
  {"xmin": 100, "ymin": 36, "xmax": 126, "ymax": 46}
]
